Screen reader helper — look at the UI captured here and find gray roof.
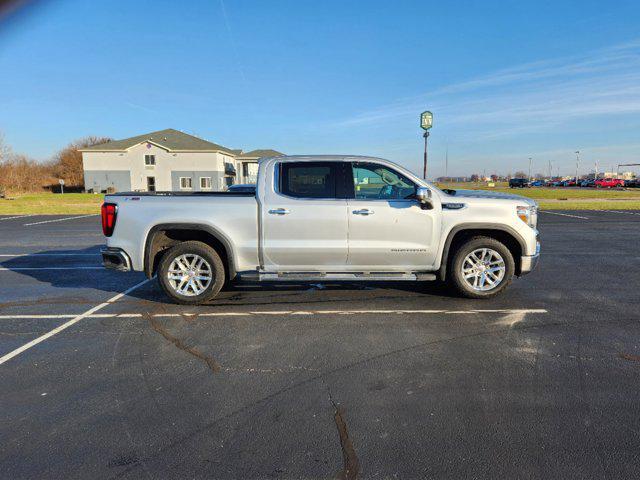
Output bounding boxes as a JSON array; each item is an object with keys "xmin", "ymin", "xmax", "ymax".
[
  {"xmin": 80, "ymin": 128, "xmax": 234, "ymax": 153},
  {"xmin": 237, "ymin": 149, "xmax": 284, "ymax": 159}
]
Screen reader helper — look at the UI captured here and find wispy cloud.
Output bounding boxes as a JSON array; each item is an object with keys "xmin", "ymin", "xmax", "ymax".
[
  {"xmin": 124, "ymin": 101, "xmax": 157, "ymax": 114},
  {"xmin": 332, "ymin": 39, "xmax": 640, "ymax": 136},
  {"xmin": 219, "ymin": 0, "xmax": 248, "ymax": 88}
]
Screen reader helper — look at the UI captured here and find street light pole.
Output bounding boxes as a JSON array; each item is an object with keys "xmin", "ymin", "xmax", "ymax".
[
  {"xmin": 575, "ymin": 150, "xmax": 580, "ymax": 184},
  {"xmin": 423, "ymin": 131, "xmax": 430, "ymax": 179},
  {"xmin": 528, "ymin": 157, "xmax": 532, "ymax": 182}
]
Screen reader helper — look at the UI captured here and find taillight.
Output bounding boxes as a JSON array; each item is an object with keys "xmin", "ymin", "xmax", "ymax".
[{"xmin": 101, "ymin": 203, "xmax": 117, "ymax": 237}]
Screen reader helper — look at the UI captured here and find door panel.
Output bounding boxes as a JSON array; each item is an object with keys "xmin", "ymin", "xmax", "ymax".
[
  {"xmin": 347, "ymin": 199, "xmax": 436, "ymax": 269},
  {"xmin": 261, "ymin": 161, "xmax": 348, "ymax": 270},
  {"xmin": 347, "ymin": 162, "xmax": 437, "ymax": 269}
]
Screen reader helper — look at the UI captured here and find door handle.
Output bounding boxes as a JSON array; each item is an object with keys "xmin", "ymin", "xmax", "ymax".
[
  {"xmin": 353, "ymin": 209, "xmax": 374, "ymax": 216},
  {"xmin": 268, "ymin": 208, "xmax": 290, "ymax": 215}
]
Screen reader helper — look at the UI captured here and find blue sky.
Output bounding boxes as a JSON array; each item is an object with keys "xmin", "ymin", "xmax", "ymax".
[{"xmin": 1, "ymin": 0, "xmax": 639, "ymax": 178}]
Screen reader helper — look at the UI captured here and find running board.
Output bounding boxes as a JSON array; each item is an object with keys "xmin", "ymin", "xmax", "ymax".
[{"xmin": 239, "ymin": 271, "xmax": 437, "ymax": 282}]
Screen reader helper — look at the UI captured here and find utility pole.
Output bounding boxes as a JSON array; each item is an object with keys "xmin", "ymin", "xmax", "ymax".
[
  {"xmin": 445, "ymin": 142, "xmax": 449, "ymax": 179},
  {"xmin": 575, "ymin": 150, "xmax": 580, "ymax": 184},
  {"xmin": 548, "ymin": 160, "xmax": 552, "ymax": 179},
  {"xmin": 528, "ymin": 157, "xmax": 532, "ymax": 182},
  {"xmin": 595, "ymin": 161, "xmax": 598, "ymax": 180}
]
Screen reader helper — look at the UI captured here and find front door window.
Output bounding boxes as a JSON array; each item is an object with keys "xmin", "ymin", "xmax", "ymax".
[{"xmin": 352, "ymin": 163, "xmax": 417, "ymax": 200}]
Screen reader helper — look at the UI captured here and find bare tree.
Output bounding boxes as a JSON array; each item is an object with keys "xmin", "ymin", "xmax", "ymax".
[
  {"xmin": 51, "ymin": 136, "xmax": 112, "ymax": 187},
  {"xmin": 0, "ymin": 132, "xmax": 12, "ymax": 164}
]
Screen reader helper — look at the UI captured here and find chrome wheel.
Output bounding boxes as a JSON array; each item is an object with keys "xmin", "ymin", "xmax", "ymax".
[
  {"xmin": 167, "ymin": 254, "xmax": 213, "ymax": 296},
  {"xmin": 461, "ymin": 248, "xmax": 506, "ymax": 291}
]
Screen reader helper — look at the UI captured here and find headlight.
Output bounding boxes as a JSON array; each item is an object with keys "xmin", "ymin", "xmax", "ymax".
[{"xmin": 517, "ymin": 205, "xmax": 537, "ymax": 228}]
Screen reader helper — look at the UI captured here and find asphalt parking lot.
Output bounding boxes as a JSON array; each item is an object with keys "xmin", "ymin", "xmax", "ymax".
[{"xmin": 1, "ymin": 211, "xmax": 639, "ymax": 479}]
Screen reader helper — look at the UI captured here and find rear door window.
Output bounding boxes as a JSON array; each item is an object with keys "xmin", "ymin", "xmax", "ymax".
[{"xmin": 279, "ymin": 162, "xmax": 341, "ymax": 199}]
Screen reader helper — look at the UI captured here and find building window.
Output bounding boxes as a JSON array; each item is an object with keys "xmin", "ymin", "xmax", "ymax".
[
  {"xmin": 145, "ymin": 154, "xmax": 156, "ymax": 166},
  {"xmin": 179, "ymin": 177, "xmax": 192, "ymax": 189},
  {"xmin": 200, "ymin": 177, "xmax": 212, "ymax": 190}
]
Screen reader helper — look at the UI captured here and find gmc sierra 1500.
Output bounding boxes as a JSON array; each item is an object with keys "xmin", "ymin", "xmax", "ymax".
[{"xmin": 101, "ymin": 155, "xmax": 539, "ymax": 304}]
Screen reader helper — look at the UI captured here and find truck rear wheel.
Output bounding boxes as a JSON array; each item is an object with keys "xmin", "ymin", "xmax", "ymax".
[
  {"xmin": 157, "ymin": 241, "xmax": 225, "ymax": 305},
  {"xmin": 448, "ymin": 236, "xmax": 514, "ymax": 299}
]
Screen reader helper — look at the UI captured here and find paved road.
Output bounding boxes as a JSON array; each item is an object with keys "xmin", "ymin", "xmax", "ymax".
[{"xmin": 0, "ymin": 211, "xmax": 639, "ymax": 479}]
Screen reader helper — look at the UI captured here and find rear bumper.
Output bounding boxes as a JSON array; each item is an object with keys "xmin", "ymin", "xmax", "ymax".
[
  {"xmin": 101, "ymin": 247, "xmax": 132, "ymax": 272},
  {"xmin": 520, "ymin": 240, "xmax": 540, "ymax": 275}
]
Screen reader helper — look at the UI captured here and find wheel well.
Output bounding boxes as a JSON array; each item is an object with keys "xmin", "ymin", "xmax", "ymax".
[
  {"xmin": 145, "ymin": 228, "xmax": 233, "ymax": 280},
  {"xmin": 440, "ymin": 228, "xmax": 524, "ymax": 280}
]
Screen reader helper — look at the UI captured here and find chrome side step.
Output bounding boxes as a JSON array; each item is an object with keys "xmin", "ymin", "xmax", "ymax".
[{"xmin": 238, "ymin": 271, "xmax": 437, "ymax": 282}]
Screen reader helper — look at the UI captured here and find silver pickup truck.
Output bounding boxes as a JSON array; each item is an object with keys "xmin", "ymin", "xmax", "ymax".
[{"xmin": 101, "ymin": 155, "xmax": 539, "ymax": 304}]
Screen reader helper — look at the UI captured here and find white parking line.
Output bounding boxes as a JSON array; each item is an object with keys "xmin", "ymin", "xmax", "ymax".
[
  {"xmin": 0, "ymin": 215, "xmax": 34, "ymax": 221},
  {"xmin": 0, "ymin": 267, "xmax": 103, "ymax": 271},
  {"xmin": 23, "ymin": 214, "xmax": 98, "ymax": 226},
  {"xmin": 0, "ymin": 253, "xmax": 100, "ymax": 257},
  {"xmin": 0, "ymin": 309, "xmax": 548, "ymax": 320},
  {"xmin": 539, "ymin": 211, "xmax": 589, "ymax": 219},
  {"xmin": 0, "ymin": 279, "xmax": 150, "ymax": 366},
  {"xmin": 597, "ymin": 209, "xmax": 640, "ymax": 216}
]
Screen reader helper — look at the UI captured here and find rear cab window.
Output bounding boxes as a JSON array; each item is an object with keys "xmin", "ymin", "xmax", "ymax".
[{"xmin": 277, "ymin": 161, "xmax": 350, "ymax": 199}]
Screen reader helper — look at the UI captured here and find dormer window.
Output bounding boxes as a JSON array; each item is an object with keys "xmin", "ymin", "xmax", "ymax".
[{"xmin": 145, "ymin": 154, "xmax": 156, "ymax": 166}]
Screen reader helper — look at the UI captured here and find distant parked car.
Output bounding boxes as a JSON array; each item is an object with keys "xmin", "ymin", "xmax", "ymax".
[
  {"xmin": 227, "ymin": 183, "xmax": 256, "ymax": 193},
  {"xmin": 509, "ymin": 178, "xmax": 530, "ymax": 188},
  {"xmin": 624, "ymin": 179, "xmax": 638, "ymax": 188},
  {"xmin": 562, "ymin": 180, "xmax": 578, "ymax": 187},
  {"xmin": 595, "ymin": 178, "xmax": 625, "ymax": 188},
  {"xmin": 530, "ymin": 180, "xmax": 544, "ymax": 187},
  {"xmin": 580, "ymin": 179, "xmax": 595, "ymax": 187}
]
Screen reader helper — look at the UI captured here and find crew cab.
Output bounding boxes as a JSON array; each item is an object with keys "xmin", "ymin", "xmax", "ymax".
[{"xmin": 101, "ymin": 155, "xmax": 540, "ymax": 304}]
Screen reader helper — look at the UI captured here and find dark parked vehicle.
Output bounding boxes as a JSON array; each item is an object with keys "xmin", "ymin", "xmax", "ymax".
[
  {"xmin": 624, "ymin": 179, "xmax": 638, "ymax": 188},
  {"xmin": 226, "ymin": 183, "xmax": 256, "ymax": 193},
  {"xmin": 530, "ymin": 180, "xmax": 544, "ymax": 187},
  {"xmin": 580, "ymin": 179, "xmax": 595, "ymax": 187},
  {"xmin": 509, "ymin": 178, "xmax": 530, "ymax": 188}
]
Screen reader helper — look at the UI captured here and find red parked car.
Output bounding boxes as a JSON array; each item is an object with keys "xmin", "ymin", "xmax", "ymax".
[{"xmin": 595, "ymin": 178, "xmax": 625, "ymax": 188}]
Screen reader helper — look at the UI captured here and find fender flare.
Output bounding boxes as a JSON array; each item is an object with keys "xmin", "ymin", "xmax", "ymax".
[
  {"xmin": 144, "ymin": 223, "xmax": 237, "ymax": 279},
  {"xmin": 438, "ymin": 223, "xmax": 527, "ymax": 281}
]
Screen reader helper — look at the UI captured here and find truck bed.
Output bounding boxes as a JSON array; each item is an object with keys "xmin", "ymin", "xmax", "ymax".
[
  {"xmin": 104, "ymin": 192, "xmax": 260, "ymax": 272},
  {"xmin": 105, "ymin": 191, "xmax": 254, "ymax": 197}
]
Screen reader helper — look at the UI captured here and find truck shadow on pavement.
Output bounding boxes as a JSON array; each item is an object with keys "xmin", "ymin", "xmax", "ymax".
[{"xmin": 0, "ymin": 245, "xmax": 463, "ymax": 310}]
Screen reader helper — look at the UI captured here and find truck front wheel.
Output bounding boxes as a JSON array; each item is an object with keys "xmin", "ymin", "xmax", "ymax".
[
  {"xmin": 157, "ymin": 241, "xmax": 225, "ymax": 305},
  {"xmin": 449, "ymin": 236, "xmax": 515, "ymax": 299}
]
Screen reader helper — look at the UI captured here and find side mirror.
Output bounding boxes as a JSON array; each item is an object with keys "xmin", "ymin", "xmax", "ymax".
[{"xmin": 415, "ymin": 187, "xmax": 433, "ymax": 210}]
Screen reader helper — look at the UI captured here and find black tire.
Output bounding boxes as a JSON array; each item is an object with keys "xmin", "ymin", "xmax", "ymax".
[
  {"xmin": 448, "ymin": 236, "xmax": 515, "ymax": 299},
  {"xmin": 157, "ymin": 241, "xmax": 225, "ymax": 305}
]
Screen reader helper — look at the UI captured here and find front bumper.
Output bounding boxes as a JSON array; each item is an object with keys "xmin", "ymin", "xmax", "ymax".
[
  {"xmin": 101, "ymin": 247, "xmax": 132, "ymax": 272},
  {"xmin": 520, "ymin": 240, "xmax": 540, "ymax": 275}
]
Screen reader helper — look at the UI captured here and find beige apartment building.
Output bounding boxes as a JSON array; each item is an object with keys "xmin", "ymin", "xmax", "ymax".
[{"xmin": 81, "ymin": 128, "xmax": 283, "ymax": 192}]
